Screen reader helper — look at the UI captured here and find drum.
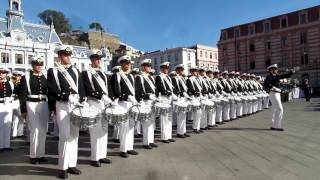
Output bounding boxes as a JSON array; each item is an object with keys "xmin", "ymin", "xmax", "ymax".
[
  {"xmin": 154, "ymin": 102, "xmax": 171, "ymax": 115},
  {"xmin": 173, "ymin": 99, "xmax": 190, "ymax": 113},
  {"xmin": 189, "ymin": 98, "xmax": 202, "ymax": 111},
  {"xmin": 130, "ymin": 104, "xmax": 153, "ymax": 122},
  {"xmin": 71, "ymin": 106, "xmax": 100, "ymax": 130},
  {"xmin": 201, "ymin": 99, "xmax": 215, "ymax": 111},
  {"xmin": 103, "ymin": 106, "xmax": 128, "ymax": 126}
]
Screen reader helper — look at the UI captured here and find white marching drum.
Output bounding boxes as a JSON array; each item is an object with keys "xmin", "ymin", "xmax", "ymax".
[
  {"xmin": 154, "ymin": 102, "xmax": 171, "ymax": 116},
  {"xmin": 201, "ymin": 99, "xmax": 215, "ymax": 111},
  {"xmin": 173, "ymin": 98, "xmax": 190, "ymax": 113},
  {"xmin": 71, "ymin": 106, "xmax": 100, "ymax": 130},
  {"xmin": 103, "ymin": 105, "xmax": 129, "ymax": 126},
  {"xmin": 130, "ymin": 104, "xmax": 153, "ymax": 122},
  {"xmin": 189, "ymin": 98, "xmax": 202, "ymax": 111}
]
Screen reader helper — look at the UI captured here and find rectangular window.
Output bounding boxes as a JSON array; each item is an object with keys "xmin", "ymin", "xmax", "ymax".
[
  {"xmin": 210, "ymin": 52, "xmax": 212, "ymax": 59},
  {"xmin": 249, "ymin": 26, "xmax": 255, "ymax": 35},
  {"xmin": 175, "ymin": 53, "xmax": 178, "ymax": 61},
  {"xmin": 235, "ymin": 29, "xmax": 240, "ymax": 37},
  {"xmin": 1, "ymin": 53, "xmax": 10, "ymax": 63},
  {"xmin": 250, "ymin": 61, "xmax": 256, "ymax": 70},
  {"xmin": 281, "ymin": 18, "xmax": 287, "ymax": 28},
  {"xmin": 264, "ymin": 22, "xmax": 270, "ymax": 32},
  {"xmin": 281, "ymin": 54, "xmax": 288, "ymax": 66},
  {"xmin": 265, "ymin": 40, "xmax": 271, "ymax": 49},
  {"xmin": 265, "ymin": 57, "xmax": 271, "ymax": 68},
  {"xmin": 301, "ymin": 53, "xmax": 309, "ymax": 65},
  {"xmin": 160, "ymin": 56, "xmax": 163, "ymax": 63},
  {"xmin": 222, "ymin": 47, "xmax": 227, "ymax": 56},
  {"xmin": 167, "ymin": 54, "xmax": 171, "ymax": 61},
  {"xmin": 222, "ymin": 32, "xmax": 227, "ymax": 40},
  {"xmin": 15, "ymin": 54, "xmax": 23, "ymax": 64},
  {"xmin": 200, "ymin": 51, "xmax": 203, "ymax": 57},
  {"xmin": 300, "ymin": 32, "xmax": 307, "ymax": 44},
  {"xmin": 300, "ymin": 13, "xmax": 307, "ymax": 24},
  {"xmin": 214, "ymin": 53, "xmax": 218, "ymax": 59},
  {"xmin": 281, "ymin": 36, "xmax": 287, "ymax": 47},
  {"xmin": 249, "ymin": 43, "xmax": 255, "ymax": 52},
  {"xmin": 205, "ymin": 51, "xmax": 208, "ymax": 58},
  {"xmin": 188, "ymin": 53, "xmax": 191, "ymax": 61},
  {"xmin": 28, "ymin": 55, "xmax": 34, "ymax": 65}
]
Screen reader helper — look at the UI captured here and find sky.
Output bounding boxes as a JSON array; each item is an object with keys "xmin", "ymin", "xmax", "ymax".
[{"xmin": 0, "ymin": 0, "xmax": 319, "ymax": 52}]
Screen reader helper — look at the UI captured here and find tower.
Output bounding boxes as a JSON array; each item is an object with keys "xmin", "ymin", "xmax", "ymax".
[{"xmin": 6, "ymin": 0, "xmax": 24, "ymax": 32}]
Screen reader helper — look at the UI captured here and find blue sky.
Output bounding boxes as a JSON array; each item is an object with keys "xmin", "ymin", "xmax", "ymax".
[{"xmin": 0, "ymin": 0, "xmax": 319, "ymax": 52}]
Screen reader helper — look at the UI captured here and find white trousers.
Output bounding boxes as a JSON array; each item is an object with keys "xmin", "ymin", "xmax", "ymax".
[
  {"xmin": 113, "ymin": 124, "xmax": 120, "ymax": 140},
  {"xmin": 215, "ymin": 105, "xmax": 223, "ymax": 123},
  {"xmin": 142, "ymin": 100, "xmax": 155, "ymax": 145},
  {"xmin": 200, "ymin": 107, "xmax": 208, "ymax": 129},
  {"xmin": 248, "ymin": 102, "xmax": 253, "ymax": 114},
  {"xmin": 27, "ymin": 101, "xmax": 49, "ymax": 158},
  {"xmin": 230, "ymin": 103, "xmax": 237, "ymax": 119},
  {"xmin": 208, "ymin": 108, "xmax": 216, "ymax": 126},
  {"xmin": 192, "ymin": 109, "xmax": 201, "ymax": 130},
  {"xmin": 160, "ymin": 111, "xmax": 172, "ymax": 140},
  {"xmin": 258, "ymin": 99, "xmax": 263, "ymax": 111},
  {"xmin": 237, "ymin": 103, "xmax": 243, "ymax": 117},
  {"xmin": 0, "ymin": 102, "xmax": 13, "ymax": 149},
  {"xmin": 119, "ymin": 101, "xmax": 134, "ymax": 152},
  {"xmin": 264, "ymin": 97, "xmax": 270, "ymax": 109},
  {"xmin": 56, "ymin": 102, "xmax": 79, "ymax": 170},
  {"xmin": 88, "ymin": 99, "xmax": 108, "ymax": 161},
  {"xmin": 134, "ymin": 121, "xmax": 142, "ymax": 135},
  {"xmin": 223, "ymin": 103, "xmax": 231, "ymax": 121},
  {"xmin": 269, "ymin": 92, "xmax": 284, "ymax": 129},
  {"xmin": 176, "ymin": 112, "xmax": 187, "ymax": 135},
  {"xmin": 12, "ymin": 100, "xmax": 24, "ymax": 137}
]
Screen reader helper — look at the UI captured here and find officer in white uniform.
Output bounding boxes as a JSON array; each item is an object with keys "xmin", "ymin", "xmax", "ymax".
[
  {"xmin": 81, "ymin": 49, "xmax": 113, "ymax": 167},
  {"xmin": 19, "ymin": 56, "xmax": 49, "ymax": 164},
  {"xmin": 47, "ymin": 45, "xmax": 86, "ymax": 179},
  {"xmin": 111, "ymin": 66, "xmax": 121, "ymax": 143},
  {"xmin": 0, "ymin": 67, "xmax": 14, "ymax": 152},
  {"xmin": 135, "ymin": 59, "xmax": 159, "ymax": 149},
  {"xmin": 220, "ymin": 71, "xmax": 232, "ymax": 122},
  {"xmin": 264, "ymin": 64, "xmax": 295, "ymax": 131},
  {"xmin": 205, "ymin": 69, "xmax": 217, "ymax": 128},
  {"xmin": 212, "ymin": 70, "xmax": 224, "ymax": 125},
  {"xmin": 111, "ymin": 56, "xmax": 139, "ymax": 158}
]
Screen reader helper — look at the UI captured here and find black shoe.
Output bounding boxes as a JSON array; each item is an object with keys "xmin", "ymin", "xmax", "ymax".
[
  {"xmin": 67, "ymin": 167, "xmax": 82, "ymax": 175},
  {"xmin": 168, "ymin": 139, "xmax": 175, "ymax": 142},
  {"xmin": 58, "ymin": 170, "xmax": 68, "ymax": 179},
  {"xmin": 275, "ymin": 128, "xmax": 284, "ymax": 131},
  {"xmin": 184, "ymin": 133, "xmax": 190, "ymax": 137},
  {"xmin": 150, "ymin": 143, "xmax": 158, "ymax": 148},
  {"xmin": 134, "ymin": 134, "xmax": 143, "ymax": 138},
  {"xmin": 201, "ymin": 127, "xmax": 208, "ymax": 130},
  {"xmin": 90, "ymin": 161, "xmax": 101, "ymax": 167},
  {"xmin": 120, "ymin": 152, "xmax": 129, "ymax": 158},
  {"xmin": 30, "ymin": 158, "xmax": 39, "ymax": 165},
  {"xmin": 99, "ymin": 158, "xmax": 112, "ymax": 164},
  {"xmin": 38, "ymin": 157, "xmax": 48, "ymax": 163},
  {"xmin": 0, "ymin": 149, "xmax": 4, "ymax": 153},
  {"xmin": 177, "ymin": 134, "xmax": 185, "ymax": 138},
  {"xmin": 113, "ymin": 139, "xmax": 120, "ymax": 143},
  {"xmin": 270, "ymin": 127, "xmax": 276, "ymax": 130},
  {"xmin": 193, "ymin": 130, "xmax": 200, "ymax": 134},
  {"xmin": 143, "ymin": 145, "xmax": 153, "ymax": 149},
  {"xmin": 199, "ymin": 130, "xmax": 204, "ymax": 133},
  {"xmin": 4, "ymin": 147, "xmax": 12, "ymax": 151},
  {"xmin": 127, "ymin": 150, "xmax": 139, "ymax": 155},
  {"xmin": 162, "ymin": 140, "xmax": 170, "ymax": 143}
]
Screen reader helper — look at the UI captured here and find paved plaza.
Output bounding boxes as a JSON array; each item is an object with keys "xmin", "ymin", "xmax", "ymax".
[{"xmin": 0, "ymin": 98, "xmax": 319, "ymax": 180}]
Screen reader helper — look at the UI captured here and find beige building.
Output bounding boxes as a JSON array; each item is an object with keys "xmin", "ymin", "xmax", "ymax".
[
  {"xmin": 217, "ymin": 5, "xmax": 320, "ymax": 88},
  {"xmin": 189, "ymin": 44, "xmax": 218, "ymax": 71}
]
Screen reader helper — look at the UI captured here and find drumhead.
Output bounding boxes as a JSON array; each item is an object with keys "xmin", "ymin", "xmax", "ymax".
[
  {"xmin": 72, "ymin": 106, "xmax": 99, "ymax": 117},
  {"xmin": 155, "ymin": 102, "xmax": 171, "ymax": 109}
]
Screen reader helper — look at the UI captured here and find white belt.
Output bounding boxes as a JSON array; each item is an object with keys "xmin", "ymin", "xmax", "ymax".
[{"xmin": 27, "ymin": 95, "xmax": 48, "ymax": 99}]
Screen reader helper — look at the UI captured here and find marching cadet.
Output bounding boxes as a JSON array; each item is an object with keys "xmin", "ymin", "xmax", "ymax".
[
  {"xmin": 81, "ymin": 49, "xmax": 113, "ymax": 167},
  {"xmin": 234, "ymin": 72, "xmax": 245, "ymax": 118},
  {"xmin": 135, "ymin": 59, "xmax": 159, "ymax": 149},
  {"xmin": 198, "ymin": 67, "xmax": 210, "ymax": 130},
  {"xmin": 111, "ymin": 55, "xmax": 139, "ymax": 158},
  {"xmin": 11, "ymin": 71, "xmax": 25, "ymax": 138},
  {"xmin": 111, "ymin": 65, "xmax": 121, "ymax": 143},
  {"xmin": 205, "ymin": 69, "xmax": 217, "ymax": 129},
  {"xmin": 212, "ymin": 70, "xmax": 224, "ymax": 125},
  {"xmin": 131, "ymin": 68, "xmax": 143, "ymax": 138},
  {"xmin": 240, "ymin": 73, "xmax": 249, "ymax": 116},
  {"xmin": 0, "ymin": 67, "xmax": 14, "ymax": 152},
  {"xmin": 264, "ymin": 64, "xmax": 295, "ymax": 131},
  {"xmin": 172, "ymin": 64, "xmax": 191, "ymax": 138},
  {"xmin": 220, "ymin": 71, "xmax": 232, "ymax": 122},
  {"xmin": 186, "ymin": 66, "xmax": 203, "ymax": 134},
  {"xmin": 227, "ymin": 71, "xmax": 239, "ymax": 120},
  {"xmin": 155, "ymin": 62, "xmax": 176, "ymax": 143},
  {"xmin": 47, "ymin": 45, "xmax": 86, "ymax": 179},
  {"xmin": 19, "ymin": 56, "xmax": 49, "ymax": 164}
]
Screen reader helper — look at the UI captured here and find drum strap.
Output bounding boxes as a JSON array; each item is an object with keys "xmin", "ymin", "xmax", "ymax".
[
  {"xmin": 118, "ymin": 71, "xmax": 135, "ymax": 95},
  {"xmin": 141, "ymin": 73, "xmax": 155, "ymax": 93},
  {"xmin": 160, "ymin": 74, "xmax": 173, "ymax": 91},
  {"xmin": 88, "ymin": 67, "xmax": 108, "ymax": 95},
  {"xmin": 25, "ymin": 75, "xmax": 31, "ymax": 94},
  {"xmin": 54, "ymin": 62, "xmax": 79, "ymax": 93}
]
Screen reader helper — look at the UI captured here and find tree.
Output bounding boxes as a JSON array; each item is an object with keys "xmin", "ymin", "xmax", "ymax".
[
  {"xmin": 38, "ymin": 10, "xmax": 71, "ymax": 35},
  {"xmin": 89, "ymin": 22, "xmax": 104, "ymax": 32}
]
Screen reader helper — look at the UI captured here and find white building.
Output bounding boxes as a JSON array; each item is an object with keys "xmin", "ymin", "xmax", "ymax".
[
  {"xmin": 133, "ymin": 47, "xmax": 196, "ymax": 74},
  {"xmin": 189, "ymin": 44, "xmax": 219, "ymax": 71},
  {"xmin": 0, "ymin": 0, "xmax": 112, "ymax": 73}
]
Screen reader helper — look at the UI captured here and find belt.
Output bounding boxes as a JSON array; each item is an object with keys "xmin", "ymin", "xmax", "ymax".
[
  {"xmin": 28, "ymin": 95, "xmax": 47, "ymax": 99},
  {"xmin": 27, "ymin": 98, "xmax": 47, "ymax": 102},
  {"xmin": 270, "ymin": 90, "xmax": 281, "ymax": 93}
]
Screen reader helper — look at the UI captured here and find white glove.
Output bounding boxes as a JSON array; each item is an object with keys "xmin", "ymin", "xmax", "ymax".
[
  {"xmin": 171, "ymin": 94, "xmax": 178, "ymax": 101},
  {"xmin": 68, "ymin": 94, "xmax": 79, "ymax": 106},
  {"xmin": 183, "ymin": 92, "xmax": 191, "ymax": 99},
  {"xmin": 271, "ymin": 86, "xmax": 281, "ymax": 93},
  {"xmin": 149, "ymin": 94, "xmax": 157, "ymax": 101},
  {"xmin": 102, "ymin": 95, "xmax": 113, "ymax": 104},
  {"xmin": 81, "ymin": 101, "xmax": 89, "ymax": 107},
  {"xmin": 128, "ymin": 95, "xmax": 138, "ymax": 105}
]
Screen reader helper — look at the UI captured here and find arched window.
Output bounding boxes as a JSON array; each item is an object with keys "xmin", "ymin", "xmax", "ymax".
[{"xmin": 12, "ymin": 2, "xmax": 19, "ymax": 11}]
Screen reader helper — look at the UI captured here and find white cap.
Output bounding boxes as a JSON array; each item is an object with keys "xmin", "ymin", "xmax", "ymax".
[
  {"xmin": 221, "ymin": 70, "xmax": 228, "ymax": 75},
  {"xmin": 54, "ymin": 45, "xmax": 73, "ymax": 55},
  {"xmin": 169, "ymin": 71, "xmax": 177, "ymax": 76},
  {"xmin": 229, "ymin": 71, "xmax": 235, "ymax": 75},
  {"xmin": 118, "ymin": 55, "xmax": 131, "ymax": 64},
  {"xmin": 12, "ymin": 70, "xmax": 24, "ymax": 76},
  {"xmin": 174, "ymin": 64, "xmax": 184, "ymax": 70},
  {"xmin": 267, "ymin": 64, "xmax": 278, "ymax": 70},
  {"xmin": 213, "ymin": 69, "xmax": 220, "ymax": 73},
  {"xmin": 235, "ymin": 72, "xmax": 240, "ymax": 75},
  {"xmin": 140, "ymin": 59, "xmax": 152, "ymax": 66},
  {"xmin": 189, "ymin": 66, "xmax": 198, "ymax": 71},
  {"xmin": 31, "ymin": 56, "xmax": 45, "ymax": 65},
  {"xmin": 112, "ymin": 66, "xmax": 121, "ymax": 71},
  {"xmin": 160, "ymin": 61, "xmax": 170, "ymax": 67},
  {"xmin": 241, "ymin": 73, "xmax": 247, "ymax": 77},
  {"xmin": 0, "ymin": 67, "xmax": 10, "ymax": 73},
  {"xmin": 131, "ymin": 68, "xmax": 139, "ymax": 73},
  {"xmin": 88, "ymin": 49, "xmax": 103, "ymax": 59}
]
